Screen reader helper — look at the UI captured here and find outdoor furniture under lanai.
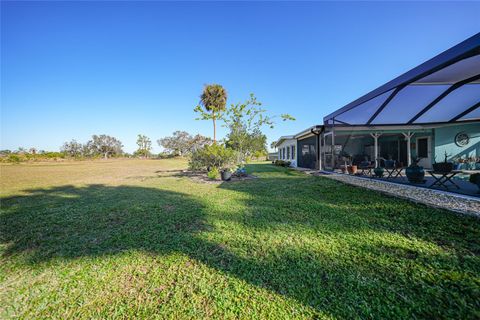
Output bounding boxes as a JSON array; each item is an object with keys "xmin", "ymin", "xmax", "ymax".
[
  {"xmin": 385, "ymin": 166, "xmax": 404, "ymax": 179},
  {"xmin": 426, "ymin": 170, "xmax": 463, "ymax": 190},
  {"xmin": 359, "ymin": 166, "xmax": 374, "ymax": 176},
  {"xmin": 382, "ymin": 159, "xmax": 404, "ymax": 179},
  {"xmin": 358, "ymin": 160, "xmax": 374, "ymax": 176}
]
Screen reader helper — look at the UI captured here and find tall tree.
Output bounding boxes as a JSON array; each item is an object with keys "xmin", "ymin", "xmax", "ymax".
[
  {"xmin": 158, "ymin": 131, "xmax": 211, "ymax": 156},
  {"xmin": 190, "ymin": 134, "xmax": 212, "ymax": 153},
  {"xmin": 87, "ymin": 135, "xmax": 123, "ymax": 159},
  {"xmin": 194, "ymin": 84, "xmax": 227, "ymax": 142},
  {"xmin": 158, "ymin": 131, "xmax": 192, "ymax": 156},
  {"xmin": 223, "ymin": 94, "xmax": 294, "ymax": 162},
  {"xmin": 136, "ymin": 134, "xmax": 152, "ymax": 158}
]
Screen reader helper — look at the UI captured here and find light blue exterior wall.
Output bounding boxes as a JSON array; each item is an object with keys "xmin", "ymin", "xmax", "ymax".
[{"xmin": 434, "ymin": 123, "xmax": 480, "ymax": 162}]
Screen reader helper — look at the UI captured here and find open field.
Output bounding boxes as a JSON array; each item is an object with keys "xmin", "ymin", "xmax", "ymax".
[{"xmin": 1, "ymin": 159, "xmax": 479, "ymax": 319}]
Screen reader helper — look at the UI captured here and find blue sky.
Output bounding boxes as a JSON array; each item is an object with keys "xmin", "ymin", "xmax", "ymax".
[{"xmin": 1, "ymin": 1, "xmax": 479, "ymax": 153}]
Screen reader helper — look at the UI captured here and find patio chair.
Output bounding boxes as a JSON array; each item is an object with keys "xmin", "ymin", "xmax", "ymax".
[
  {"xmin": 358, "ymin": 159, "xmax": 374, "ymax": 176},
  {"xmin": 384, "ymin": 160, "xmax": 404, "ymax": 179}
]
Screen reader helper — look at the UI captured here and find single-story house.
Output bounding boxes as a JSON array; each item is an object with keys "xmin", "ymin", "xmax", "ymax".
[
  {"xmin": 283, "ymin": 33, "xmax": 479, "ymax": 171},
  {"xmin": 274, "ymin": 136, "xmax": 297, "ymax": 167}
]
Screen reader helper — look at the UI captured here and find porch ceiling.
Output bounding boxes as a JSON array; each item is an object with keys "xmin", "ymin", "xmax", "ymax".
[{"xmin": 324, "ymin": 33, "xmax": 480, "ymax": 126}]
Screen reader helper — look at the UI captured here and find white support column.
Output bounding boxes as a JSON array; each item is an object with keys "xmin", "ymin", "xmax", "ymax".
[
  {"xmin": 402, "ymin": 131, "xmax": 414, "ymax": 166},
  {"xmin": 370, "ymin": 132, "xmax": 382, "ymax": 167}
]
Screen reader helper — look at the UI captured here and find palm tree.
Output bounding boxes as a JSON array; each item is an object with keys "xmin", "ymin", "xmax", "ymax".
[{"xmin": 199, "ymin": 84, "xmax": 227, "ymax": 142}]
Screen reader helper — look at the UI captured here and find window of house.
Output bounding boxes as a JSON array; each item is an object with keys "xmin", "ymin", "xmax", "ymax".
[
  {"xmin": 291, "ymin": 145, "xmax": 295, "ymax": 160},
  {"xmin": 287, "ymin": 146, "xmax": 290, "ymax": 159},
  {"xmin": 417, "ymin": 138, "xmax": 428, "ymax": 158}
]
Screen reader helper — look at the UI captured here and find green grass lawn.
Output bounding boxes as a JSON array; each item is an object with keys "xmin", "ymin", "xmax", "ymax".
[{"xmin": 1, "ymin": 159, "xmax": 479, "ymax": 319}]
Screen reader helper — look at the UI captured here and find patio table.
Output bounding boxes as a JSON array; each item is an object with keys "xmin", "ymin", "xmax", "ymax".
[
  {"xmin": 359, "ymin": 166, "xmax": 374, "ymax": 176},
  {"xmin": 385, "ymin": 167, "xmax": 404, "ymax": 179},
  {"xmin": 426, "ymin": 170, "xmax": 462, "ymax": 189}
]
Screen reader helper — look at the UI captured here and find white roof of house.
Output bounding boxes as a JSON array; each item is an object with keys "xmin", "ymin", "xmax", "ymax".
[{"xmin": 274, "ymin": 135, "xmax": 294, "ymax": 147}]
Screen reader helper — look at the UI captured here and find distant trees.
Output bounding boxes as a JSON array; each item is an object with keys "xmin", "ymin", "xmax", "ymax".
[
  {"xmin": 190, "ymin": 133, "xmax": 213, "ymax": 153},
  {"xmin": 2, "ymin": 134, "xmax": 126, "ymax": 163},
  {"xmin": 194, "ymin": 84, "xmax": 228, "ymax": 142},
  {"xmin": 135, "ymin": 134, "xmax": 152, "ymax": 158},
  {"xmin": 61, "ymin": 139, "xmax": 83, "ymax": 157},
  {"xmin": 157, "ymin": 131, "xmax": 212, "ymax": 156},
  {"xmin": 88, "ymin": 135, "xmax": 123, "ymax": 159},
  {"xmin": 60, "ymin": 135, "xmax": 123, "ymax": 159},
  {"xmin": 270, "ymin": 141, "xmax": 277, "ymax": 151}
]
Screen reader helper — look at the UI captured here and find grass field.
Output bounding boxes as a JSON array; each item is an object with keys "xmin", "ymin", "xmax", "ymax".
[{"xmin": 1, "ymin": 159, "xmax": 479, "ymax": 319}]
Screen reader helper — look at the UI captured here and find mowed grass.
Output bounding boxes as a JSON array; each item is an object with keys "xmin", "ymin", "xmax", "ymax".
[{"xmin": 1, "ymin": 159, "xmax": 479, "ymax": 319}]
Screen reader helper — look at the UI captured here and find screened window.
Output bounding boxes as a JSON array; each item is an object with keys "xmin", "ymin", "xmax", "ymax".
[{"xmin": 298, "ymin": 136, "xmax": 316, "ymax": 169}]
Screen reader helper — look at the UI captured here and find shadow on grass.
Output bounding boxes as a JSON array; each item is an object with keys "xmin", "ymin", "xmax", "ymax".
[{"xmin": 1, "ymin": 163, "xmax": 479, "ymax": 318}]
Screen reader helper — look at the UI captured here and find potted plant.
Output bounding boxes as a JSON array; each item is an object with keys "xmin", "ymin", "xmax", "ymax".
[
  {"xmin": 221, "ymin": 167, "xmax": 233, "ymax": 181},
  {"xmin": 433, "ymin": 151, "xmax": 453, "ymax": 173},
  {"xmin": 469, "ymin": 173, "xmax": 480, "ymax": 192},
  {"xmin": 235, "ymin": 166, "xmax": 247, "ymax": 177},
  {"xmin": 406, "ymin": 157, "xmax": 425, "ymax": 184},
  {"xmin": 347, "ymin": 164, "xmax": 358, "ymax": 175},
  {"xmin": 373, "ymin": 166, "xmax": 384, "ymax": 177}
]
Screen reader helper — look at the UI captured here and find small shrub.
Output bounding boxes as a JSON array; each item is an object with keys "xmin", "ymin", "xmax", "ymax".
[
  {"xmin": 157, "ymin": 152, "xmax": 176, "ymax": 159},
  {"xmin": 207, "ymin": 167, "xmax": 220, "ymax": 180},
  {"xmin": 6, "ymin": 154, "xmax": 21, "ymax": 163},
  {"xmin": 189, "ymin": 144, "xmax": 236, "ymax": 171},
  {"xmin": 274, "ymin": 160, "xmax": 291, "ymax": 167}
]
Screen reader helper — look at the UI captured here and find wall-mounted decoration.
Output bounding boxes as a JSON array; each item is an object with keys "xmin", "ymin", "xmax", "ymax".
[{"xmin": 454, "ymin": 132, "xmax": 470, "ymax": 147}]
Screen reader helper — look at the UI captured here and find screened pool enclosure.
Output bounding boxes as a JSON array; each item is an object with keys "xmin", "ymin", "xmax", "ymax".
[{"xmin": 318, "ymin": 32, "xmax": 480, "ymax": 171}]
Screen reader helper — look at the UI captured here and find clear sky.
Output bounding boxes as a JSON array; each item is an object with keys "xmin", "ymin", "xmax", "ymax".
[{"xmin": 1, "ymin": 1, "xmax": 479, "ymax": 153}]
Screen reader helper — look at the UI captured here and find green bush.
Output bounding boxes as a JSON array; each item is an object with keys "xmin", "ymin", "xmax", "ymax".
[
  {"xmin": 189, "ymin": 144, "xmax": 236, "ymax": 171},
  {"xmin": 274, "ymin": 160, "xmax": 291, "ymax": 167},
  {"xmin": 6, "ymin": 154, "xmax": 21, "ymax": 163},
  {"xmin": 207, "ymin": 167, "xmax": 220, "ymax": 180}
]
